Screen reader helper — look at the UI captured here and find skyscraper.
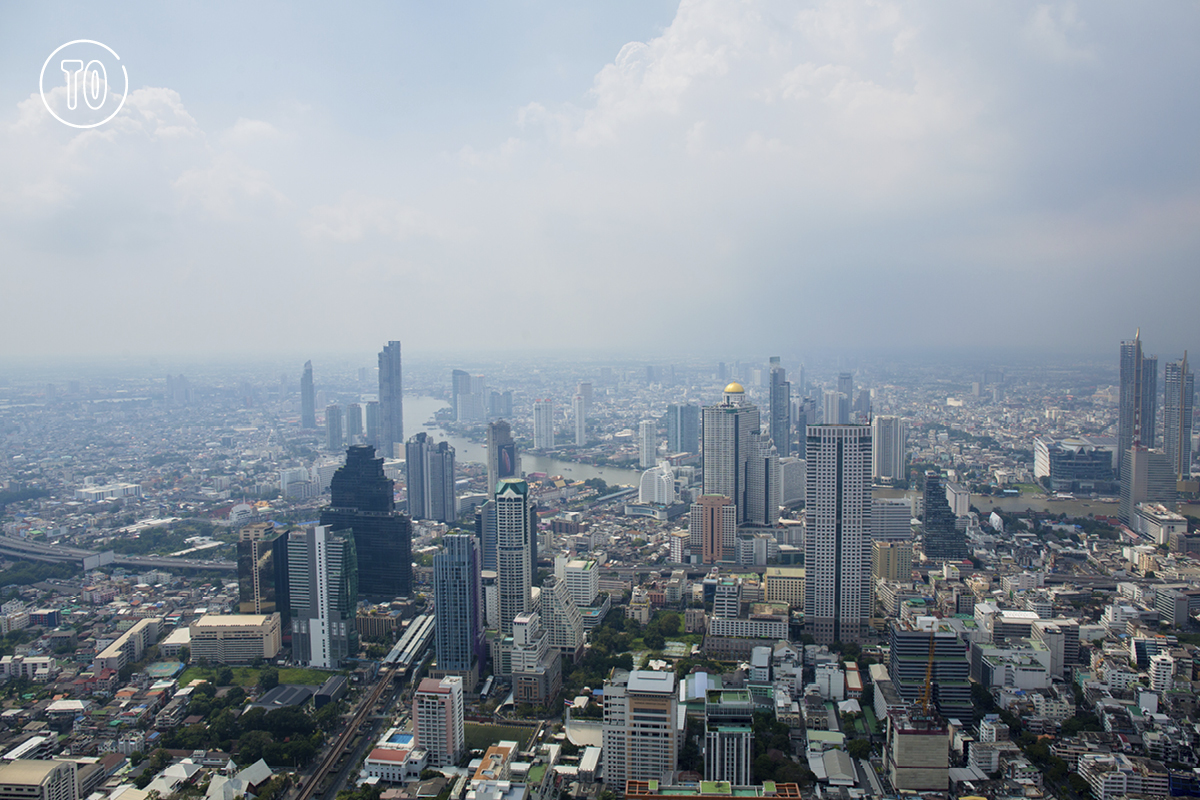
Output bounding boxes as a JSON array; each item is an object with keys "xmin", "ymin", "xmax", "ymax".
[
  {"xmin": 378, "ymin": 341, "xmax": 404, "ymax": 459},
  {"xmin": 572, "ymin": 395, "xmax": 586, "ymax": 446},
  {"xmin": 288, "ymin": 525, "xmax": 358, "ymax": 668},
  {"xmin": 486, "ymin": 420, "xmax": 520, "ymax": 499},
  {"xmin": 319, "ymin": 445, "xmax": 412, "ymax": 599},
  {"xmin": 301, "ymin": 361, "xmax": 316, "ymax": 429},
  {"xmin": 413, "ymin": 676, "xmax": 465, "ymax": 768},
  {"xmin": 704, "ymin": 689, "xmax": 753, "ymax": 785},
  {"xmin": 822, "ymin": 389, "xmax": 850, "ymax": 425},
  {"xmin": 666, "ymin": 403, "xmax": 700, "ymax": 454},
  {"xmin": 602, "ymin": 669, "xmax": 678, "ymax": 788},
  {"xmin": 433, "ymin": 534, "xmax": 484, "ymax": 688},
  {"xmin": 237, "ymin": 522, "xmax": 289, "ymax": 634},
  {"xmin": 638, "ymin": 420, "xmax": 656, "ymax": 468},
  {"xmin": 495, "ymin": 478, "xmax": 532, "ymax": 634},
  {"xmin": 702, "ymin": 383, "xmax": 760, "ymax": 525},
  {"xmin": 794, "ymin": 396, "xmax": 816, "ymax": 458},
  {"xmin": 325, "ymin": 404, "xmax": 343, "ymax": 451},
  {"xmin": 690, "ymin": 494, "xmax": 736, "ymax": 564},
  {"xmin": 805, "ymin": 424, "xmax": 872, "ymax": 645},
  {"xmin": 345, "ymin": 403, "xmax": 364, "ymax": 442},
  {"xmin": 1119, "ymin": 331, "xmax": 1158, "ymax": 476},
  {"xmin": 872, "ymin": 415, "xmax": 908, "ymax": 483},
  {"xmin": 576, "ymin": 381, "xmax": 593, "ymax": 411},
  {"xmin": 540, "ymin": 575, "xmax": 584, "ymax": 662},
  {"xmin": 406, "ymin": 432, "xmax": 457, "ymax": 523},
  {"xmin": 769, "ymin": 360, "xmax": 791, "ymax": 456},
  {"xmin": 921, "ymin": 471, "xmax": 969, "ymax": 561},
  {"xmin": 1120, "ymin": 446, "xmax": 1178, "ymax": 523},
  {"xmin": 533, "ymin": 400, "xmax": 554, "ymax": 450},
  {"xmin": 365, "ymin": 400, "xmax": 380, "ymax": 447},
  {"xmin": 451, "ymin": 369, "xmax": 471, "ymax": 422},
  {"xmin": 1164, "ymin": 354, "xmax": 1194, "ymax": 480},
  {"xmin": 743, "ymin": 432, "xmax": 779, "ymax": 527}
]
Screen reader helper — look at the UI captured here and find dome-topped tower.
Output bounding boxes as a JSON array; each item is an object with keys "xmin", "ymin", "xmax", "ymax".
[{"xmin": 723, "ymin": 382, "xmax": 746, "ymax": 404}]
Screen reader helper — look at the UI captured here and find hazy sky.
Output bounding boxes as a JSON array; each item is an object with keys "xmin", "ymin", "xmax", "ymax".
[{"xmin": 1, "ymin": 2, "xmax": 1197, "ymax": 360}]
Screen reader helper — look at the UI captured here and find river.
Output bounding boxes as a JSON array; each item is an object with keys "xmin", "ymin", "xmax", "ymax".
[{"xmin": 403, "ymin": 396, "xmax": 642, "ymax": 487}]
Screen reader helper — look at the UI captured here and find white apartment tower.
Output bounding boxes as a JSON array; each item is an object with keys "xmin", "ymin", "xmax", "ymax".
[
  {"xmin": 639, "ymin": 420, "xmax": 657, "ymax": 468},
  {"xmin": 805, "ymin": 424, "xmax": 872, "ymax": 645},
  {"xmin": 495, "ymin": 478, "xmax": 532, "ymax": 634},
  {"xmin": 563, "ymin": 559, "xmax": 599, "ymax": 607},
  {"xmin": 603, "ymin": 669, "xmax": 678, "ymax": 787},
  {"xmin": 413, "ymin": 675, "xmax": 465, "ymax": 767},
  {"xmin": 533, "ymin": 400, "xmax": 555, "ymax": 450},
  {"xmin": 872, "ymin": 415, "xmax": 908, "ymax": 483},
  {"xmin": 572, "ymin": 394, "xmax": 586, "ymax": 446}
]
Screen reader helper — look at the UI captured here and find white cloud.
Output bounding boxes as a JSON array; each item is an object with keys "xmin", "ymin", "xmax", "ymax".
[
  {"xmin": 304, "ymin": 194, "xmax": 451, "ymax": 243},
  {"xmin": 1023, "ymin": 4, "xmax": 1096, "ymax": 64}
]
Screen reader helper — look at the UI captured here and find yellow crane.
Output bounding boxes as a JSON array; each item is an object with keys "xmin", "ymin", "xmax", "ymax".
[{"xmin": 917, "ymin": 627, "xmax": 936, "ymax": 715}]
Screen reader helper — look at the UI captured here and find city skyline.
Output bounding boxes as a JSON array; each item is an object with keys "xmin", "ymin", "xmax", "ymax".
[{"xmin": 2, "ymin": 3, "xmax": 1198, "ymax": 358}]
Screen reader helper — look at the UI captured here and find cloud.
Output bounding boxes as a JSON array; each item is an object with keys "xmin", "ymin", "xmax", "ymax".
[
  {"xmin": 1022, "ymin": 4, "xmax": 1096, "ymax": 64},
  {"xmin": 304, "ymin": 194, "xmax": 452, "ymax": 243}
]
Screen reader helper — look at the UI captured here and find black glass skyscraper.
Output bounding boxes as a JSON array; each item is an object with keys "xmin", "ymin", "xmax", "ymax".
[
  {"xmin": 237, "ymin": 522, "xmax": 290, "ymax": 638},
  {"xmin": 320, "ymin": 445, "xmax": 412, "ymax": 599},
  {"xmin": 921, "ymin": 471, "xmax": 968, "ymax": 560}
]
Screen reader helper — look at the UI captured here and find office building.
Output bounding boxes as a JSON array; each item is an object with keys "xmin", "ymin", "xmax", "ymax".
[
  {"xmin": 301, "ymin": 360, "xmax": 316, "ymax": 429},
  {"xmin": 1164, "ymin": 355, "xmax": 1194, "ymax": 479},
  {"xmin": 237, "ymin": 523, "xmax": 289, "ymax": 634},
  {"xmin": 1033, "ymin": 436, "xmax": 1118, "ymax": 493},
  {"xmin": 486, "ymin": 420, "xmax": 520, "ymax": 500},
  {"xmin": 378, "ymin": 340, "xmax": 404, "ymax": 458},
  {"xmin": 533, "ymin": 400, "xmax": 554, "ymax": 449},
  {"xmin": 563, "ymin": 559, "xmax": 599, "ymax": 607},
  {"xmin": 804, "ymin": 424, "xmax": 872, "ymax": 644},
  {"xmin": 540, "ymin": 576, "xmax": 584, "ymax": 662},
  {"xmin": 886, "ymin": 709, "xmax": 949, "ymax": 791},
  {"xmin": 434, "ymin": 534, "xmax": 484, "ymax": 688},
  {"xmin": 702, "ymin": 383, "xmax": 761, "ymax": 525},
  {"xmin": 326, "ymin": 404, "xmax": 343, "ymax": 451},
  {"xmin": 413, "ymin": 676, "xmax": 465, "ymax": 768},
  {"xmin": 602, "ymin": 669, "xmax": 678, "ymax": 787},
  {"xmin": 573, "ymin": 394, "xmax": 586, "ymax": 446},
  {"xmin": 704, "ymin": 689, "xmax": 753, "ymax": 784},
  {"xmin": 346, "ymin": 403, "xmax": 364, "ymax": 441},
  {"xmin": 743, "ymin": 432, "xmax": 779, "ymax": 527},
  {"xmin": 451, "ymin": 369, "xmax": 472, "ymax": 422},
  {"xmin": 666, "ymin": 403, "xmax": 700, "ymax": 454},
  {"xmin": 872, "ymin": 540, "xmax": 913, "ymax": 583},
  {"xmin": 871, "ymin": 497, "xmax": 913, "ymax": 542},
  {"xmin": 456, "ymin": 374, "xmax": 487, "ymax": 422},
  {"xmin": 769, "ymin": 360, "xmax": 791, "ymax": 456},
  {"xmin": 288, "ymin": 525, "xmax": 358, "ymax": 669},
  {"xmin": 794, "ymin": 396, "xmax": 816, "ymax": 458},
  {"xmin": 639, "ymin": 420, "xmax": 657, "ymax": 468},
  {"xmin": 1120, "ymin": 447, "xmax": 1178, "ymax": 524},
  {"xmin": 320, "ymin": 445, "xmax": 412, "ymax": 599},
  {"xmin": 365, "ymin": 400, "xmax": 380, "ymax": 446},
  {"xmin": 188, "ymin": 614, "xmax": 282, "ymax": 664},
  {"xmin": 921, "ymin": 472, "xmax": 968, "ymax": 561},
  {"xmin": 779, "ymin": 456, "xmax": 805, "ymax": 506},
  {"xmin": 690, "ymin": 495, "xmax": 736, "ymax": 564},
  {"xmin": 1118, "ymin": 331, "xmax": 1158, "ymax": 476},
  {"xmin": 0, "ymin": 759, "xmax": 77, "ymax": 800},
  {"xmin": 888, "ymin": 620, "xmax": 972, "ymax": 721},
  {"xmin": 496, "ymin": 478, "xmax": 532, "ymax": 634},
  {"xmin": 510, "ymin": 612, "xmax": 562, "ymax": 707},
  {"xmin": 406, "ymin": 433, "xmax": 456, "ymax": 523},
  {"xmin": 872, "ymin": 416, "xmax": 907, "ymax": 483}
]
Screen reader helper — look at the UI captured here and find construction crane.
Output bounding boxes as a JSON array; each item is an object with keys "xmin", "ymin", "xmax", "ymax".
[{"xmin": 917, "ymin": 627, "xmax": 937, "ymax": 715}]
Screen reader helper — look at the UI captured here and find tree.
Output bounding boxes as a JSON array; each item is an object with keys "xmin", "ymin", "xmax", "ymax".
[
  {"xmin": 258, "ymin": 667, "xmax": 280, "ymax": 692},
  {"xmin": 847, "ymin": 739, "xmax": 872, "ymax": 759},
  {"xmin": 216, "ymin": 667, "xmax": 235, "ymax": 687},
  {"xmin": 178, "ymin": 647, "xmax": 190, "ymax": 664}
]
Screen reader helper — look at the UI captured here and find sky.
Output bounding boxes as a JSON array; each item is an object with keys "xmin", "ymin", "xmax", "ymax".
[{"xmin": 1, "ymin": 1, "xmax": 1198, "ymax": 362}]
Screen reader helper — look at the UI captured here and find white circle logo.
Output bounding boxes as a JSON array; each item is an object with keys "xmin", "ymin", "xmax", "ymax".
[{"xmin": 40, "ymin": 40, "xmax": 129, "ymax": 129}]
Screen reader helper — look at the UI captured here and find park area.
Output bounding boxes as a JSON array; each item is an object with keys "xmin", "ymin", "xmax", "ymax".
[
  {"xmin": 464, "ymin": 722, "xmax": 535, "ymax": 752},
  {"xmin": 178, "ymin": 664, "xmax": 336, "ymax": 689}
]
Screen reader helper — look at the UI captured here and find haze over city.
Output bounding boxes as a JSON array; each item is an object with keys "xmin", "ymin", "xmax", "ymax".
[{"xmin": 2, "ymin": 1, "xmax": 1198, "ymax": 359}]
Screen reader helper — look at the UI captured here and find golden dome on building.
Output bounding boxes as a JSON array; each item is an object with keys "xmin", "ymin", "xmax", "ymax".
[{"xmin": 724, "ymin": 382, "xmax": 745, "ymax": 394}]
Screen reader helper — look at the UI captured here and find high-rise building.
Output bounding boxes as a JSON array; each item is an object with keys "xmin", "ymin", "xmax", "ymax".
[
  {"xmin": 743, "ymin": 432, "xmax": 779, "ymax": 527},
  {"xmin": 639, "ymin": 420, "xmax": 657, "ymax": 468},
  {"xmin": 413, "ymin": 676, "xmax": 465, "ymax": 768},
  {"xmin": 794, "ymin": 396, "xmax": 816, "ymax": 458},
  {"xmin": 690, "ymin": 495, "xmax": 736, "ymax": 564},
  {"xmin": 540, "ymin": 576, "xmax": 584, "ymax": 662},
  {"xmin": 838, "ymin": 372, "xmax": 854, "ymax": 403},
  {"xmin": 486, "ymin": 420, "xmax": 520, "ymax": 500},
  {"xmin": 563, "ymin": 559, "xmax": 599, "ymax": 607},
  {"xmin": 495, "ymin": 478, "xmax": 532, "ymax": 634},
  {"xmin": 704, "ymin": 689, "xmax": 753, "ymax": 785},
  {"xmin": 451, "ymin": 369, "xmax": 472, "ymax": 422},
  {"xmin": 1120, "ymin": 446, "xmax": 1178, "ymax": 523},
  {"xmin": 1164, "ymin": 354, "xmax": 1194, "ymax": 480},
  {"xmin": 576, "ymin": 381, "xmax": 593, "ymax": 411},
  {"xmin": 769, "ymin": 360, "xmax": 791, "ymax": 456},
  {"xmin": 921, "ymin": 472, "xmax": 968, "ymax": 560},
  {"xmin": 702, "ymin": 383, "xmax": 760, "ymax": 525},
  {"xmin": 872, "ymin": 539, "xmax": 913, "ymax": 583},
  {"xmin": 639, "ymin": 463, "xmax": 676, "ymax": 505},
  {"xmin": 378, "ymin": 341, "xmax": 404, "ymax": 459},
  {"xmin": 1118, "ymin": 331, "xmax": 1158, "ymax": 477},
  {"xmin": 287, "ymin": 525, "xmax": 358, "ymax": 669},
  {"xmin": 602, "ymin": 669, "xmax": 678, "ymax": 787},
  {"xmin": 510, "ymin": 612, "xmax": 562, "ymax": 707},
  {"xmin": 872, "ymin": 497, "xmax": 915, "ymax": 541},
  {"xmin": 533, "ymin": 400, "xmax": 554, "ymax": 450},
  {"xmin": 872, "ymin": 416, "xmax": 908, "ymax": 483},
  {"xmin": 237, "ymin": 523, "xmax": 289, "ymax": 635},
  {"xmin": 325, "ymin": 404, "xmax": 343, "ymax": 451},
  {"xmin": 779, "ymin": 456, "xmax": 806, "ymax": 506},
  {"xmin": 345, "ymin": 403, "xmax": 364, "ymax": 442},
  {"xmin": 572, "ymin": 394, "xmax": 586, "ymax": 446},
  {"xmin": 319, "ymin": 445, "xmax": 412, "ymax": 599},
  {"xmin": 666, "ymin": 403, "xmax": 700, "ymax": 454},
  {"xmin": 488, "ymin": 390, "xmax": 513, "ymax": 418},
  {"xmin": 455, "ymin": 374, "xmax": 486, "ymax": 422},
  {"xmin": 365, "ymin": 400, "xmax": 380, "ymax": 447},
  {"xmin": 433, "ymin": 534, "xmax": 484, "ymax": 688},
  {"xmin": 804, "ymin": 424, "xmax": 872, "ymax": 644},
  {"xmin": 301, "ymin": 361, "xmax": 316, "ymax": 429},
  {"xmin": 888, "ymin": 620, "xmax": 972, "ymax": 720},
  {"xmin": 822, "ymin": 389, "xmax": 850, "ymax": 425},
  {"xmin": 406, "ymin": 432, "xmax": 456, "ymax": 523},
  {"xmin": 0, "ymin": 759, "xmax": 78, "ymax": 800}
]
